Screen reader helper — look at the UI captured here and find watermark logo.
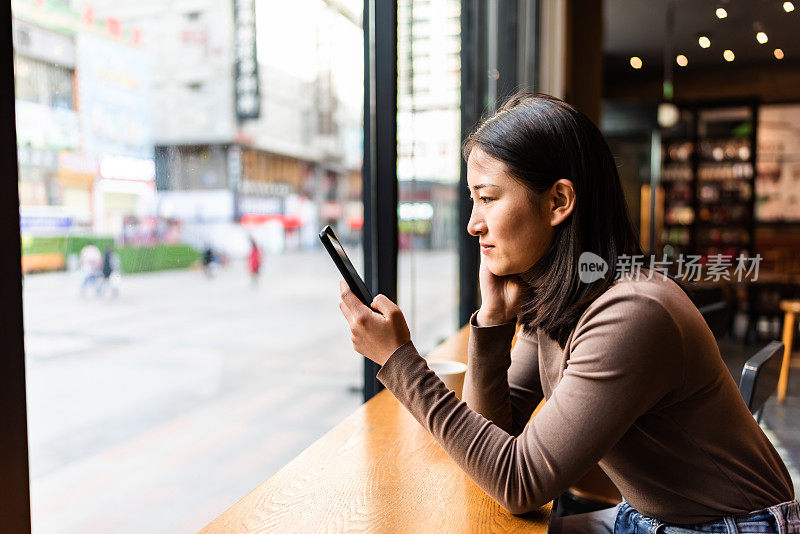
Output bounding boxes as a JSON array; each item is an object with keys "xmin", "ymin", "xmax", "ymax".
[
  {"xmin": 578, "ymin": 251, "xmax": 609, "ymax": 283},
  {"xmin": 576, "ymin": 252, "xmax": 763, "ymax": 284}
]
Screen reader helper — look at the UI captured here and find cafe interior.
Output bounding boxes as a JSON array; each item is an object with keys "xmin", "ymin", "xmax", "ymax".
[{"xmin": 3, "ymin": 0, "xmax": 800, "ymax": 532}]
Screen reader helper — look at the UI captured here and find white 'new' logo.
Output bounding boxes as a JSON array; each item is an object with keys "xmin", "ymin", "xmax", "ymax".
[{"xmin": 578, "ymin": 252, "xmax": 608, "ymax": 284}]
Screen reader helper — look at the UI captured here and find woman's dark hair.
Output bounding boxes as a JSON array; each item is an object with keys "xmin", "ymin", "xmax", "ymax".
[{"xmin": 462, "ymin": 92, "xmax": 644, "ymax": 348}]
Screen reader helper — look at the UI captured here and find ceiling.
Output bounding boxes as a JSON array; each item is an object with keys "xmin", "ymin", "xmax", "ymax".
[{"xmin": 603, "ymin": 0, "xmax": 800, "ymax": 72}]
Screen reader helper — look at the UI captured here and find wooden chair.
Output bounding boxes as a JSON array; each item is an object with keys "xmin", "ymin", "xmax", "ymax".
[
  {"xmin": 779, "ymin": 300, "xmax": 800, "ymax": 403},
  {"xmin": 745, "ymin": 282, "xmax": 800, "ymax": 344},
  {"xmin": 738, "ymin": 341, "xmax": 784, "ymax": 423},
  {"xmin": 555, "ymin": 469, "xmax": 621, "ymax": 517}
]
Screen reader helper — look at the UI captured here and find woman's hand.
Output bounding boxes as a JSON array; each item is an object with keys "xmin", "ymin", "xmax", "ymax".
[
  {"xmin": 477, "ymin": 257, "xmax": 525, "ymax": 326},
  {"xmin": 338, "ymin": 279, "xmax": 411, "ymax": 366}
]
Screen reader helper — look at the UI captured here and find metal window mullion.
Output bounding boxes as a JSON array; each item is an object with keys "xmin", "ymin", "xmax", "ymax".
[
  {"xmin": 362, "ymin": 0, "xmax": 398, "ymax": 402},
  {"xmin": 458, "ymin": 0, "xmax": 486, "ymax": 326},
  {"xmin": 0, "ymin": 2, "xmax": 32, "ymax": 532}
]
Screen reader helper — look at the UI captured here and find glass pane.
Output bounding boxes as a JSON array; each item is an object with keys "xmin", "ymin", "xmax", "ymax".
[
  {"xmin": 396, "ymin": 0, "xmax": 461, "ymax": 355},
  {"xmin": 16, "ymin": 0, "xmax": 364, "ymax": 530}
]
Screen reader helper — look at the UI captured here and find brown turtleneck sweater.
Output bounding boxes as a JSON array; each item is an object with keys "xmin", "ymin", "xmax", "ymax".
[{"xmin": 376, "ymin": 275, "xmax": 794, "ymax": 523}]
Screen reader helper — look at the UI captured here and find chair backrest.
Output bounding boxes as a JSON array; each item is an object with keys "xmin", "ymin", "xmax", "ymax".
[
  {"xmin": 738, "ymin": 341, "xmax": 784, "ymax": 418},
  {"xmin": 698, "ymin": 300, "xmax": 729, "ymax": 339}
]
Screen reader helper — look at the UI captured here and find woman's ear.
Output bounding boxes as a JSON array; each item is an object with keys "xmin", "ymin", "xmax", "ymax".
[{"xmin": 549, "ymin": 179, "xmax": 576, "ymax": 226}]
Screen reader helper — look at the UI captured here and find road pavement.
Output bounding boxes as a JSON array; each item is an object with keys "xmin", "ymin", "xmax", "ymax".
[{"xmin": 23, "ymin": 247, "xmax": 459, "ymax": 533}]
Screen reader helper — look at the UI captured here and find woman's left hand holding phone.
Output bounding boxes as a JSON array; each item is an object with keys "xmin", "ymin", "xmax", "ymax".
[{"xmin": 338, "ymin": 279, "xmax": 411, "ymax": 366}]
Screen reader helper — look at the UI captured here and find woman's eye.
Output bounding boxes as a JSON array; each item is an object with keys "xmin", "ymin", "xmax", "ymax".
[{"xmin": 467, "ymin": 193, "xmax": 492, "ymax": 204}]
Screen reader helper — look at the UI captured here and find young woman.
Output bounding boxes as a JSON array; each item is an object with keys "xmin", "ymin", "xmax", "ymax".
[
  {"xmin": 248, "ymin": 237, "xmax": 262, "ymax": 287},
  {"xmin": 337, "ymin": 93, "xmax": 797, "ymax": 533}
]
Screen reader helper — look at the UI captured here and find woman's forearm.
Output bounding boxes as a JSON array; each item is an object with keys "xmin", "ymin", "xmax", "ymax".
[{"xmin": 461, "ymin": 311, "xmax": 542, "ymax": 436}]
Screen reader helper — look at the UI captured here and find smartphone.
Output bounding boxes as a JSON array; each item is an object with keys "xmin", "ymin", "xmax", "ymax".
[{"xmin": 319, "ymin": 225, "xmax": 373, "ymax": 307}]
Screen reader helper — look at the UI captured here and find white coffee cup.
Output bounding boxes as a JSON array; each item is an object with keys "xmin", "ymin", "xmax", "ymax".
[{"xmin": 427, "ymin": 360, "xmax": 467, "ymax": 399}]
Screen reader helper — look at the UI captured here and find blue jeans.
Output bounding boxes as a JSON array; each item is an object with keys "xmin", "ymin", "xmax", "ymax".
[
  {"xmin": 616, "ymin": 499, "xmax": 800, "ymax": 533},
  {"xmin": 550, "ymin": 499, "xmax": 800, "ymax": 533}
]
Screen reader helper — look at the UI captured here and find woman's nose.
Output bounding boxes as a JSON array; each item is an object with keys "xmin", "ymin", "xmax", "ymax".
[{"xmin": 467, "ymin": 209, "xmax": 486, "ymax": 236}]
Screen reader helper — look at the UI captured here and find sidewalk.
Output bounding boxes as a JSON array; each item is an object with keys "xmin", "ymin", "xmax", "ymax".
[{"xmin": 24, "ymin": 248, "xmax": 459, "ymax": 533}]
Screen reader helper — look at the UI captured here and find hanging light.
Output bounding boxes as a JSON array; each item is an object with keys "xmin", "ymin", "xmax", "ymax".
[
  {"xmin": 756, "ymin": 31, "xmax": 769, "ymax": 44},
  {"xmin": 699, "ymin": 36, "xmax": 711, "ymax": 48},
  {"xmin": 630, "ymin": 56, "xmax": 643, "ymax": 69},
  {"xmin": 658, "ymin": 103, "xmax": 680, "ymax": 128},
  {"xmin": 716, "ymin": 7, "xmax": 728, "ymax": 18},
  {"xmin": 676, "ymin": 54, "xmax": 688, "ymax": 67},
  {"xmin": 723, "ymin": 49, "xmax": 735, "ymax": 61},
  {"xmin": 659, "ymin": 1, "xmax": 677, "ymax": 126}
]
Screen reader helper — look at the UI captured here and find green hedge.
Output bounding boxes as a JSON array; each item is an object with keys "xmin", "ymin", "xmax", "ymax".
[
  {"xmin": 117, "ymin": 244, "xmax": 201, "ymax": 274},
  {"xmin": 21, "ymin": 235, "xmax": 115, "ymax": 256},
  {"xmin": 21, "ymin": 235, "xmax": 201, "ymax": 274}
]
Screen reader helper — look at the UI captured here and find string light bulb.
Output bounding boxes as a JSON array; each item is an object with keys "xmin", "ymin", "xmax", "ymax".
[
  {"xmin": 699, "ymin": 36, "xmax": 711, "ymax": 48},
  {"xmin": 774, "ymin": 48, "xmax": 785, "ymax": 59},
  {"xmin": 784, "ymin": 2, "xmax": 795, "ymax": 13},
  {"xmin": 716, "ymin": 7, "xmax": 728, "ymax": 18},
  {"xmin": 757, "ymin": 31, "xmax": 769, "ymax": 44},
  {"xmin": 676, "ymin": 54, "xmax": 688, "ymax": 67},
  {"xmin": 630, "ymin": 56, "xmax": 643, "ymax": 69},
  {"xmin": 723, "ymin": 49, "xmax": 735, "ymax": 62}
]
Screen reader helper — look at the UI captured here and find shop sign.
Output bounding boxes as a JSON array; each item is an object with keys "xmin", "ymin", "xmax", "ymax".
[
  {"xmin": 228, "ymin": 145, "xmax": 242, "ymax": 190},
  {"xmin": 239, "ymin": 195, "xmax": 283, "ymax": 215},
  {"xmin": 398, "ymin": 202, "xmax": 434, "ymax": 221},
  {"xmin": 76, "ymin": 33, "xmax": 154, "ymax": 159},
  {"xmin": 99, "ymin": 155, "xmax": 155, "ymax": 181},
  {"xmin": 233, "ymin": 0, "xmax": 260, "ymax": 121},
  {"xmin": 19, "ymin": 214, "xmax": 73, "ymax": 232},
  {"xmin": 239, "ymin": 180, "xmax": 291, "ymax": 197}
]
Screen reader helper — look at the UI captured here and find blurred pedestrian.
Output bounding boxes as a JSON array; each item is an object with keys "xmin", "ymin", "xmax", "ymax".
[
  {"xmin": 79, "ymin": 242, "xmax": 102, "ymax": 297},
  {"xmin": 248, "ymin": 237, "xmax": 262, "ymax": 287},
  {"xmin": 202, "ymin": 245, "xmax": 216, "ymax": 278},
  {"xmin": 101, "ymin": 246, "xmax": 120, "ymax": 298}
]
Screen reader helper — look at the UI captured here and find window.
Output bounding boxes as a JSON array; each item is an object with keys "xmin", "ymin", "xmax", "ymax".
[
  {"xmin": 15, "ymin": 0, "xmax": 365, "ymax": 530},
  {"xmin": 396, "ymin": 0, "xmax": 461, "ymax": 355}
]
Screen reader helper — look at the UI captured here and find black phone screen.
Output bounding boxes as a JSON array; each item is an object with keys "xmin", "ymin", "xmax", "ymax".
[{"xmin": 319, "ymin": 225, "xmax": 373, "ymax": 306}]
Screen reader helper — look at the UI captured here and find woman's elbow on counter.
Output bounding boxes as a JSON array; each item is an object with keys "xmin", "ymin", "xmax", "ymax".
[
  {"xmin": 500, "ymin": 500, "xmax": 537, "ymax": 516},
  {"xmin": 498, "ymin": 493, "xmax": 549, "ymax": 516}
]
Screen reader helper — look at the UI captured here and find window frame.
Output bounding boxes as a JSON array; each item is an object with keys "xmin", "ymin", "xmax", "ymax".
[{"xmin": 1, "ymin": 3, "xmax": 32, "ymax": 532}]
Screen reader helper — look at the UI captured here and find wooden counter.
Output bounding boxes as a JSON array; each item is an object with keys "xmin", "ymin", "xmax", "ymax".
[{"xmin": 200, "ymin": 326, "xmax": 551, "ymax": 533}]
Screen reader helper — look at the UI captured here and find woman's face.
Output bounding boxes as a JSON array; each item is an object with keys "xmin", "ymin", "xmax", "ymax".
[{"xmin": 466, "ymin": 148, "xmax": 554, "ymax": 277}]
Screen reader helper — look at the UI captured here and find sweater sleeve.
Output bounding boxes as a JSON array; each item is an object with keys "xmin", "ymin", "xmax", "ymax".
[
  {"xmin": 461, "ymin": 310, "xmax": 544, "ymax": 436},
  {"xmin": 375, "ymin": 288, "xmax": 683, "ymax": 515}
]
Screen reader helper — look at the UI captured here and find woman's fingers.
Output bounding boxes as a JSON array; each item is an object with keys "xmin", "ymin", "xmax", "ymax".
[
  {"xmin": 339, "ymin": 279, "xmax": 367, "ymax": 319},
  {"xmin": 338, "ymin": 300, "xmax": 354, "ymax": 326},
  {"xmin": 370, "ymin": 294, "xmax": 395, "ymax": 317}
]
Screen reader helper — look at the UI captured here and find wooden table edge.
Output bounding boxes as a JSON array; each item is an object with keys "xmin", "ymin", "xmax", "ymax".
[{"xmin": 199, "ymin": 322, "xmax": 553, "ymax": 533}]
